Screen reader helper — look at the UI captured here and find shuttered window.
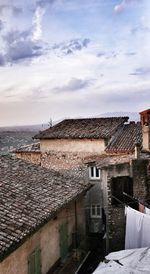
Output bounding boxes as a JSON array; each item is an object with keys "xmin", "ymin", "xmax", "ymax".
[{"xmin": 28, "ymin": 248, "xmax": 41, "ymax": 274}]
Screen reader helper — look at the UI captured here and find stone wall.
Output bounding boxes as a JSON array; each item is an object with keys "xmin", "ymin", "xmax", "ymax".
[
  {"xmin": 132, "ymin": 159, "xmax": 149, "ymax": 200},
  {"xmin": 16, "ymin": 152, "xmax": 41, "ymax": 165},
  {"xmin": 0, "ymin": 197, "xmax": 85, "ymax": 274},
  {"xmin": 104, "ymin": 164, "xmax": 130, "ymax": 252},
  {"xmin": 103, "ymin": 159, "xmax": 150, "ymax": 253},
  {"xmin": 41, "ymin": 151, "xmax": 91, "ymax": 181}
]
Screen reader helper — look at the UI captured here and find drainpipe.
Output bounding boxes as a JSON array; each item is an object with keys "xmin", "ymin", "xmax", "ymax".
[
  {"xmin": 75, "ymin": 201, "xmax": 78, "ymax": 259},
  {"xmin": 105, "ymin": 207, "xmax": 109, "ymax": 254}
]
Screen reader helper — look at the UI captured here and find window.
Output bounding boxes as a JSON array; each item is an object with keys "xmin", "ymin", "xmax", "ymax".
[
  {"xmin": 28, "ymin": 247, "xmax": 41, "ymax": 274},
  {"xmin": 89, "ymin": 166, "xmax": 100, "ymax": 180},
  {"xmin": 111, "ymin": 176, "xmax": 133, "ymax": 206},
  {"xmin": 91, "ymin": 204, "xmax": 101, "ymax": 218}
]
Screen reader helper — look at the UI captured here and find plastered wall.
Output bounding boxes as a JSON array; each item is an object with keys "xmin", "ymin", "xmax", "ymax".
[
  {"xmin": 0, "ymin": 198, "xmax": 85, "ymax": 274},
  {"xmin": 40, "ymin": 139, "xmax": 106, "ymax": 153}
]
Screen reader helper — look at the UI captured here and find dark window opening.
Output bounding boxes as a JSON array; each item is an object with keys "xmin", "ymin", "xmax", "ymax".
[
  {"xmin": 96, "ymin": 168, "xmax": 99, "ymax": 178},
  {"xmin": 91, "ymin": 166, "xmax": 94, "ymax": 177},
  {"xmin": 111, "ymin": 176, "xmax": 133, "ymax": 206},
  {"xmin": 89, "ymin": 166, "xmax": 100, "ymax": 179}
]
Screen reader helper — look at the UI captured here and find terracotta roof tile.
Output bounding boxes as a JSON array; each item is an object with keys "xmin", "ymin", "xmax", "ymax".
[
  {"xmin": 34, "ymin": 117, "xmax": 129, "ymax": 140},
  {"xmin": 15, "ymin": 142, "xmax": 40, "ymax": 153},
  {"xmin": 95, "ymin": 154, "xmax": 134, "ymax": 168},
  {"xmin": 0, "ymin": 155, "xmax": 91, "ymax": 261},
  {"xmin": 106, "ymin": 122, "xmax": 142, "ymax": 153}
]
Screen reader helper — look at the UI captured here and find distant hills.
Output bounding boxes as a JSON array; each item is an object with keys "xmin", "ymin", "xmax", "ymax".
[
  {"xmin": 0, "ymin": 112, "xmax": 139, "ymax": 132},
  {"xmin": 0, "ymin": 123, "xmax": 49, "ymax": 132},
  {"xmin": 0, "ymin": 112, "xmax": 140, "ymax": 154}
]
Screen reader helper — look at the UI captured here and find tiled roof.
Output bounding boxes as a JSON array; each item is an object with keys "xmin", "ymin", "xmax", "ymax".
[
  {"xmin": 106, "ymin": 122, "xmax": 142, "ymax": 154},
  {"xmin": 34, "ymin": 117, "xmax": 129, "ymax": 140},
  {"xmin": 15, "ymin": 142, "xmax": 40, "ymax": 153},
  {"xmin": 0, "ymin": 155, "xmax": 91, "ymax": 261},
  {"xmin": 95, "ymin": 154, "xmax": 134, "ymax": 169}
]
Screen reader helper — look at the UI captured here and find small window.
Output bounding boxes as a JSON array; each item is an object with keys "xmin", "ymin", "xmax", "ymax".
[
  {"xmin": 28, "ymin": 247, "xmax": 41, "ymax": 274},
  {"xmin": 89, "ymin": 166, "xmax": 100, "ymax": 180},
  {"xmin": 91, "ymin": 204, "xmax": 101, "ymax": 218}
]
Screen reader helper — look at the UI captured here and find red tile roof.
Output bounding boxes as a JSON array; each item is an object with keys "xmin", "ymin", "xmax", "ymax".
[{"xmin": 34, "ymin": 117, "xmax": 129, "ymax": 140}]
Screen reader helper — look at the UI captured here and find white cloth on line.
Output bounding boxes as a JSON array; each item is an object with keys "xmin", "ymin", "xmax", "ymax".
[
  {"xmin": 145, "ymin": 206, "xmax": 150, "ymax": 215},
  {"xmin": 125, "ymin": 206, "xmax": 150, "ymax": 249},
  {"xmin": 141, "ymin": 214, "xmax": 150, "ymax": 247},
  {"xmin": 125, "ymin": 206, "xmax": 143, "ymax": 249}
]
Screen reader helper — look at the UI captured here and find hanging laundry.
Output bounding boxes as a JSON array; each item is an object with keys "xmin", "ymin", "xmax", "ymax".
[
  {"xmin": 141, "ymin": 215, "xmax": 150, "ymax": 247},
  {"xmin": 139, "ymin": 203, "xmax": 145, "ymax": 213},
  {"xmin": 125, "ymin": 207, "xmax": 143, "ymax": 249},
  {"xmin": 145, "ymin": 207, "xmax": 150, "ymax": 215},
  {"xmin": 125, "ymin": 206, "xmax": 150, "ymax": 249}
]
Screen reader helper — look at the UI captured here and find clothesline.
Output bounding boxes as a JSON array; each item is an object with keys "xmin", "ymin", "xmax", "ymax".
[
  {"xmin": 125, "ymin": 206, "xmax": 150, "ymax": 249},
  {"xmin": 111, "ymin": 193, "xmax": 150, "ymax": 208}
]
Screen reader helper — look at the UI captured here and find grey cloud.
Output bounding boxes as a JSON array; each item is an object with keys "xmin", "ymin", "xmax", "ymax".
[
  {"xmin": 0, "ymin": 54, "xmax": 5, "ymax": 66},
  {"xmin": 131, "ymin": 25, "xmax": 150, "ymax": 34},
  {"xmin": 0, "ymin": 4, "xmax": 22, "ymax": 15},
  {"xmin": 129, "ymin": 67, "xmax": 150, "ymax": 76},
  {"xmin": 97, "ymin": 51, "xmax": 105, "ymax": 57},
  {"xmin": 35, "ymin": 0, "xmax": 56, "ymax": 8},
  {"xmin": 97, "ymin": 51, "xmax": 117, "ymax": 59},
  {"xmin": 6, "ymin": 41, "xmax": 43, "ymax": 62},
  {"xmin": 54, "ymin": 78, "xmax": 92, "ymax": 93},
  {"xmin": 0, "ymin": 20, "xmax": 4, "ymax": 31},
  {"xmin": 2, "ymin": 29, "xmax": 46, "ymax": 64},
  {"xmin": 52, "ymin": 38, "xmax": 90, "ymax": 55},
  {"xmin": 3, "ymin": 29, "xmax": 30, "ymax": 45},
  {"xmin": 125, "ymin": 52, "xmax": 136, "ymax": 56}
]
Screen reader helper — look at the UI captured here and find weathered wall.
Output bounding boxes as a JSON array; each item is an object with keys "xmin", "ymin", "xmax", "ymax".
[
  {"xmin": 104, "ymin": 164, "xmax": 131, "ymax": 252},
  {"xmin": 41, "ymin": 151, "xmax": 87, "ymax": 171},
  {"xmin": 142, "ymin": 125, "xmax": 150, "ymax": 151},
  {"xmin": 102, "ymin": 159, "xmax": 150, "ymax": 253},
  {"xmin": 85, "ymin": 182, "xmax": 103, "ymax": 233},
  {"xmin": 16, "ymin": 152, "xmax": 41, "ymax": 165},
  {"xmin": 132, "ymin": 159, "xmax": 149, "ymax": 199},
  {"xmin": 40, "ymin": 139, "xmax": 106, "ymax": 153},
  {"xmin": 0, "ymin": 197, "xmax": 85, "ymax": 274}
]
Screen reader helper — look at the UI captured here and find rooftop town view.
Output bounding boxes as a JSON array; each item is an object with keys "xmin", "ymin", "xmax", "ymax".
[{"xmin": 0, "ymin": 1, "xmax": 150, "ymax": 274}]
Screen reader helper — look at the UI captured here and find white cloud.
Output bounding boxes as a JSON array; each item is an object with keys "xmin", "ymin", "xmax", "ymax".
[{"xmin": 32, "ymin": 6, "xmax": 45, "ymax": 41}]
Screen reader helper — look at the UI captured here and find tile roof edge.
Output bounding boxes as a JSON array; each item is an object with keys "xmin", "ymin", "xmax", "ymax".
[
  {"xmin": 0, "ymin": 183, "xmax": 92, "ymax": 262},
  {"xmin": 33, "ymin": 117, "xmax": 129, "ymax": 139}
]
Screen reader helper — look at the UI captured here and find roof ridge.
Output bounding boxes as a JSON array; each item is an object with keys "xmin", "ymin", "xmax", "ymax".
[{"xmin": 34, "ymin": 116, "xmax": 129, "ymax": 140}]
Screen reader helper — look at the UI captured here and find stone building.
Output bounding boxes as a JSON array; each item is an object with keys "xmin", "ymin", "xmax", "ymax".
[
  {"xmin": 0, "ymin": 155, "xmax": 91, "ymax": 274},
  {"xmin": 14, "ymin": 112, "xmax": 150, "ymax": 252},
  {"xmin": 15, "ymin": 117, "xmax": 129, "ymax": 239},
  {"xmin": 92, "ymin": 109, "xmax": 150, "ymax": 253}
]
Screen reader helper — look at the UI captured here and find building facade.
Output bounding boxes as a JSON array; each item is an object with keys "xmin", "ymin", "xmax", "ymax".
[{"xmin": 0, "ymin": 156, "xmax": 91, "ymax": 274}]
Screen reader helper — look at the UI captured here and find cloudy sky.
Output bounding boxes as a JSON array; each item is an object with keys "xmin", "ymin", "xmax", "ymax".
[{"xmin": 0, "ymin": 0, "xmax": 150, "ymax": 126}]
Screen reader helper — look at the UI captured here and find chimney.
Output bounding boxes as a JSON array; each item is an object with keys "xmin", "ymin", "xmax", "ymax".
[
  {"xmin": 139, "ymin": 109, "xmax": 150, "ymax": 151},
  {"xmin": 134, "ymin": 143, "xmax": 140, "ymax": 159}
]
